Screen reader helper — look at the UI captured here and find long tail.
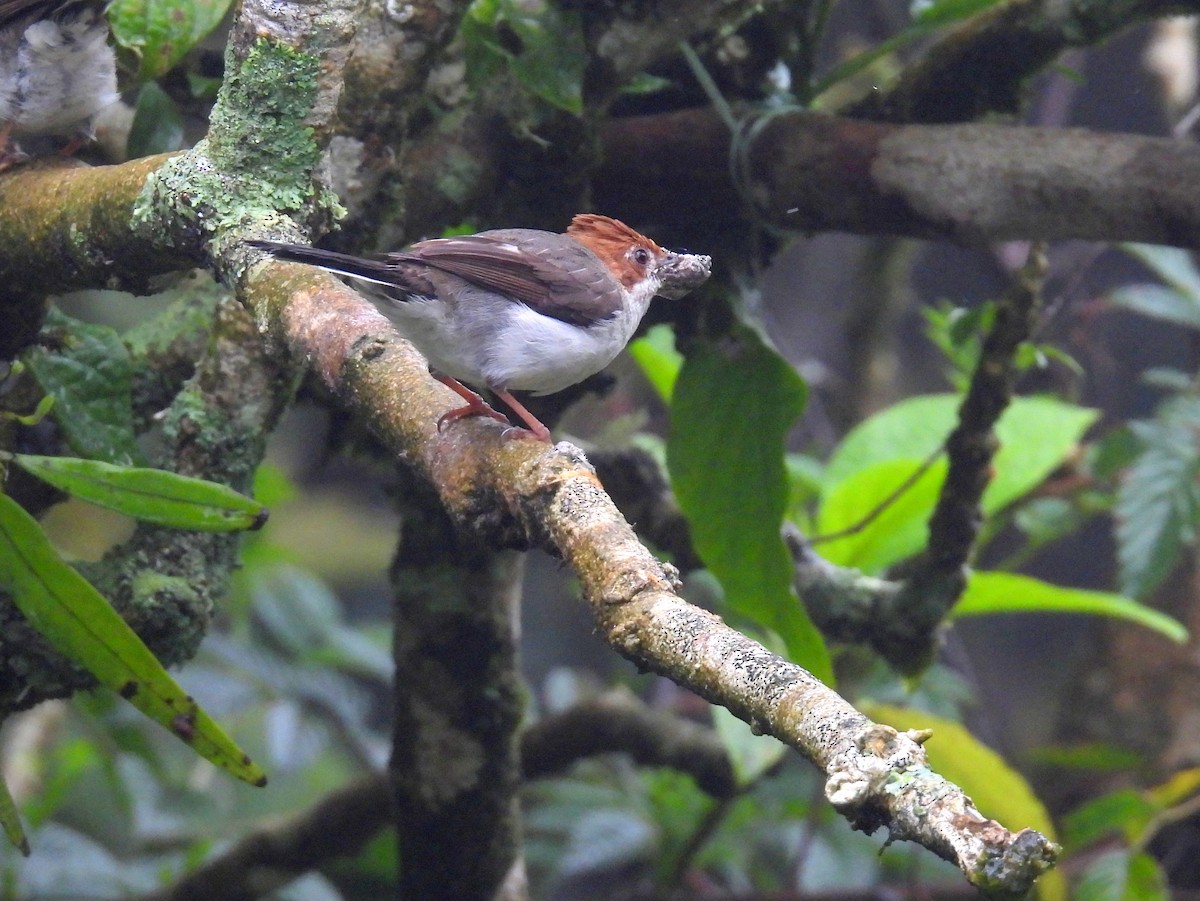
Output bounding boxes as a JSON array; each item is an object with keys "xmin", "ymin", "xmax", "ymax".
[{"xmin": 246, "ymin": 240, "xmax": 399, "ymax": 287}]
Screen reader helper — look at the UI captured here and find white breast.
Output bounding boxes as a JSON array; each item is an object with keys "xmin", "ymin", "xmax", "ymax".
[{"xmin": 377, "ymin": 285, "xmax": 655, "ymax": 395}]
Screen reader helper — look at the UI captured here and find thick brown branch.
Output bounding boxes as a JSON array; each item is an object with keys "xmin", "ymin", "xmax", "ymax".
[
  {"xmin": 596, "ymin": 108, "xmax": 1200, "ymax": 248},
  {"xmin": 0, "ymin": 155, "xmax": 191, "ymax": 355}
]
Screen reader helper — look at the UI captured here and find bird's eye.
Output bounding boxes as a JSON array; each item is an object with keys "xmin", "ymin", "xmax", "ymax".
[{"xmin": 631, "ymin": 247, "xmax": 652, "ymax": 267}]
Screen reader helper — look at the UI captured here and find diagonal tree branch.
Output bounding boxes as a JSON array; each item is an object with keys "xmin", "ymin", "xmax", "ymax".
[{"xmin": 240, "ymin": 254, "xmax": 1058, "ymax": 897}]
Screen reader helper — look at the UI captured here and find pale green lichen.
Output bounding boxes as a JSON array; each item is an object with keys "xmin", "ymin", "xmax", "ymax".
[{"xmin": 131, "ymin": 39, "xmax": 342, "ymax": 251}]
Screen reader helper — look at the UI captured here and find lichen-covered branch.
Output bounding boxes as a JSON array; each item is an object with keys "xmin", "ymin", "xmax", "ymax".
[
  {"xmin": 884, "ymin": 246, "xmax": 1048, "ymax": 668},
  {"xmin": 595, "ymin": 108, "xmax": 1200, "ymax": 248},
  {"xmin": 0, "ymin": 156, "xmax": 190, "ymax": 356},
  {"xmin": 591, "ymin": 447, "xmax": 703, "ymax": 574},
  {"xmin": 389, "ymin": 472, "xmax": 526, "ymax": 900}
]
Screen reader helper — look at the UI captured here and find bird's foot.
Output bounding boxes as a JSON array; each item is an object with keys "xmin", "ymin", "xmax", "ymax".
[
  {"xmin": 429, "ymin": 371, "xmax": 552, "ymax": 442},
  {"xmin": 501, "ymin": 425, "xmax": 549, "ymax": 442},
  {"xmin": 437, "ymin": 402, "xmax": 511, "ymax": 432},
  {"xmin": 0, "ymin": 123, "xmax": 27, "ymax": 173},
  {"xmin": 491, "ymin": 388, "xmax": 552, "ymax": 442},
  {"xmin": 431, "ymin": 372, "xmax": 514, "ymax": 432}
]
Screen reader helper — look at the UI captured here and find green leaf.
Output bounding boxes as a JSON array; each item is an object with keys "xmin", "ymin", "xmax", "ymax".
[
  {"xmin": 1122, "ymin": 244, "xmax": 1200, "ymax": 301},
  {"xmin": 1109, "ymin": 284, "xmax": 1200, "ymax": 330},
  {"xmin": 814, "ymin": 457, "xmax": 946, "ymax": 572},
  {"xmin": 26, "ymin": 309, "xmax": 142, "ymax": 466},
  {"xmin": 0, "ymin": 494, "xmax": 267, "ymax": 787},
  {"xmin": 1076, "ymin": 849, "xmax": 1167, "ymax": 901},
  {"xmin": 0, "ymin": 773, "xmax": 29, "ymax": 856},
  {"xmin": 910, "ymin": 0, "xmax": 1006, "ymax": 25},
  {"xmin": 628, "ymin": 324, "xmax": 683, "ymax": 403},
  {"xmin": 621, "ymin": 73, "xmax": 673, "ymax": 95},
  {"xmin": 863, "ymin": 702, "xmax": 1068, "ymax": 901},
  {"xmin": 1147, "ymin": 767, "xmax": 1200, "ymax": 807},
  {"xmin": 13, "ymin": 455, "xmax": 268, "ymax": 532},
  {"xmin": 668, "ymin": 331, "xmax": 831, "ymax": 683},
  {"xmin": 951, "ymin": 572, "xmax": 1188, "ymax": 643},
  {"xmin": 710, "ymin": 705, "xmax": 787, "ymax": 787},
  {"xmin": 462, "ymin": 0, "xmax": 585, "ymax": 114},
  {"xmin": 825, "ymin": 394, "xmax": 1098, "ymax": 515},
  {"xmin": 1116, "ymin": 396, "xmax": 1200, "ymax": 598},
  {"xmin": 1028, "ymin": 743, "xmax": 1143, "ymax": 775},
  {"xmin": 127, "ymin": 82, "xmax": 186, "ymax": 157},
  {"xmin": 109, "ymin": 0, "xmax": 236, "ymax": 80},
  {"xmin": 1062, "ymin": 790, "xmax": 1158, "ymax": 850}
]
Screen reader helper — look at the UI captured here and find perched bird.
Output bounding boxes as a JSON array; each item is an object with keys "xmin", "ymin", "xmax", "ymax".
[
  {"xmin": 249, "ymin": 215, "xmax": 712, "ymax": 440},
  {"xmin": 0, "ymin": 0, "xmax": 118, "ymax": 167}
]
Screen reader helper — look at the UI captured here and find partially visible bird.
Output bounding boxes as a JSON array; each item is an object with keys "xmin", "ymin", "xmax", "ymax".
[
  {"xmin": 0, "ymin": 0, "xmax": 118, "ymax": 167},
  {"xmin": 249, "ymin": 215, "xmax": 713, "ymax": 441}
]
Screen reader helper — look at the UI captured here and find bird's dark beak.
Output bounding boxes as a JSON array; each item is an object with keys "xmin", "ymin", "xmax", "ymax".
[{"xmin": 656, "ymin": 251, "xmax": 713, "ymax": 299}]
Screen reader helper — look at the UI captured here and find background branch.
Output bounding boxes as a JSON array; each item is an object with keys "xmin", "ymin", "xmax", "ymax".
[
  {"xmin": 595, "ymin": 109, "xmax": 1200, "ymax": 247},
  {"xmin": 137, "ymin": 692, "xmax": 737, "ymax": 900},
  {"xmin": 846, "ymin": 0, "xmax": 1198, "ymax": 123}
]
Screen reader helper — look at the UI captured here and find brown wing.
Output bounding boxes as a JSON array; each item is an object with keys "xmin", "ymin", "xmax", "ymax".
[
  {"xmin": 0, "ymin": 0, "xmax": 43, "ymax": 26},
  {"xmin": 0, "ymin": 0, "xmax": 82, "ymax": 26},
  {"xmin": 0, "ymin": 0, "xmax": 102, "ymax": 27},
  {"xmin": 409, "ymin": 230, "xmax": 624, "ymax": 327}
]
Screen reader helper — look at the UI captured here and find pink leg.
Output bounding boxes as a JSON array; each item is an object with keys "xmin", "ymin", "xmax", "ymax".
[
  {"xmin": 57, "ymin": 133, "xmax": 88, "ymax": 157},
  {"xmin": 430, "ymin": 372, "xmax": 511, "ymax": 430},
  {"xmin": 491, "ymin": 388, "xmax": 551, "ymax": 442},
  {"xmin": 0, "ymin": 120, "xmax": 21, "ymax": 173},
  {"xmin": 428, "ymin": 372, "xmax": 551, "ymax": 442}
]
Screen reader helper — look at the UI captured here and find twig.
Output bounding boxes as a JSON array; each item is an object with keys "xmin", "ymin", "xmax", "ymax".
[
  {"xmin": 522, "ymin": 690, "xmax": 736, "ymax": 798},
  {"xmin": 665, "ymin": 794, "xmax": 740, "ymax": 888},
  {"xmin": 809, "ymin": 446, "xmax": 943, "ymax": 545},
  {"xmin": 882, "ymin": 245, "xmax": 1050, "ymax": 671}
]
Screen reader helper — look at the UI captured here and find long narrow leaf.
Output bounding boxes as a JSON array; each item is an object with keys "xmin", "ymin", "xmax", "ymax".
[
  {"xmin": 0, "ymin": 773, "xmax": 29, "ymax": 856},
  {"xmin": 952, "ymin": 571, "xmax": 1187, "ymax": 644},
  {"xmin": 13, "ymin": 455, "xmax": 268, "ymax": 532},
  {"xmin": 0, "ymin": 494, "xmax": 267, "ymax": 787}
]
